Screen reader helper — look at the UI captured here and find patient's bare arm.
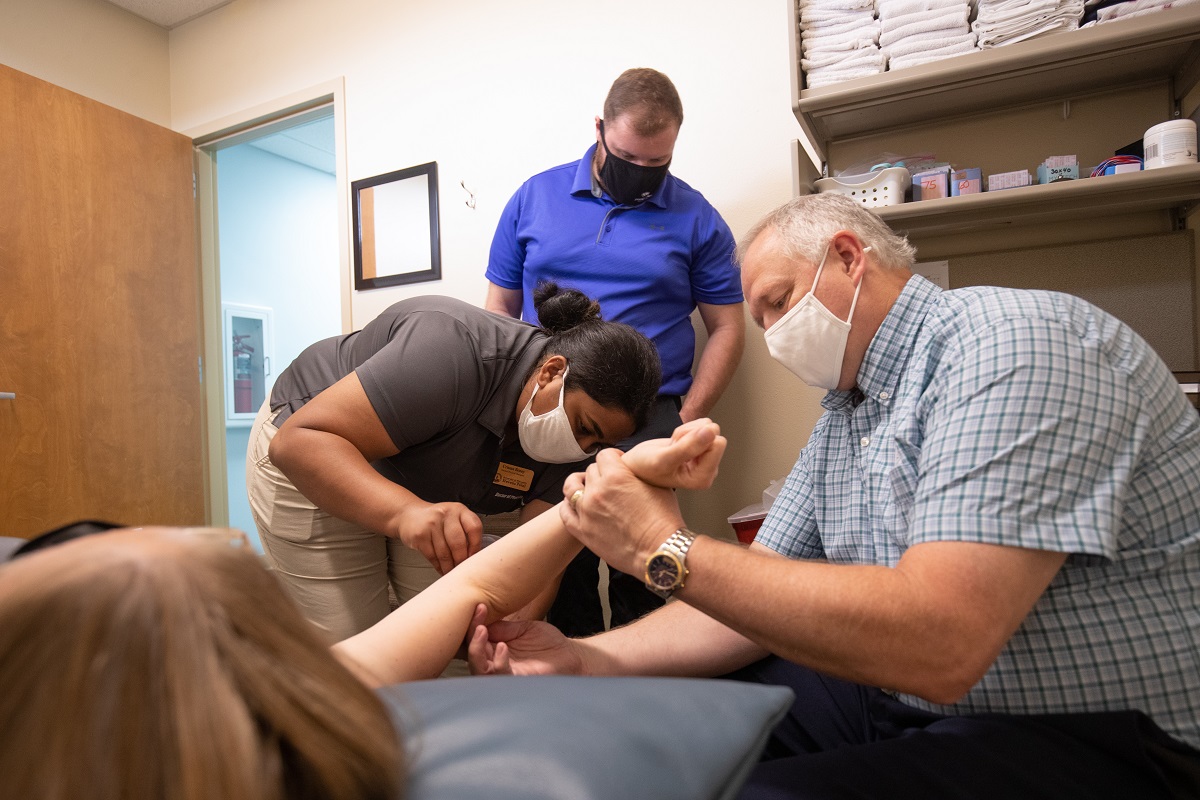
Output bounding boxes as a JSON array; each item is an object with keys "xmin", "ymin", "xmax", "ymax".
[{"xmin": 332, "ymin": 420, "xmax": 725, "ymax": 687}]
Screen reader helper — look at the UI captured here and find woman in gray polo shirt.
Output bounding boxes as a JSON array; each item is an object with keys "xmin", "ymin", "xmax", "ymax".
[{"xmin": 246, "ymin": 283, "xmax": 660, "ymax": 641}]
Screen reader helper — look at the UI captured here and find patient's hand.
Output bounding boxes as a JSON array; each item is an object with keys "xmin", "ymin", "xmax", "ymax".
[{"xmin": 620, "ymin": 419, "xmax": 726, "ymax": 491}]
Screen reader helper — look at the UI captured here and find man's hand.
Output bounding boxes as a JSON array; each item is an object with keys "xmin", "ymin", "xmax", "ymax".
[
  {"xmin": 394, "ymin": 501, "xmax": 483, "ymax": 575},
  {"xmin": 467, "ymin": 618, "xmax": 585, "ymax": 676},
  {"xmin": 560, "ymin": 449, "xmax": 683, "ymax": 579},
  {"xmin": 621, "ymin": 418, "xmax": 726, "ymax": 490}
]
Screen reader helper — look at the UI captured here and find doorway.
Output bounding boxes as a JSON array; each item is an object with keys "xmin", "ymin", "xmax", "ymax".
[{"xmin": 196, "ymin": 104, "xmax": 344, "ymax": 548}]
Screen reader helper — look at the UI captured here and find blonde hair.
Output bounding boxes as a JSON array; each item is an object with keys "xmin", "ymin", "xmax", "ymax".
[
  {"xmin": 0, "ymin": 531, "xmax": 404, "ymax": 800},
  {"xmin": 736, "ymin": 193, "xmax": 917, "ymax": 271}
]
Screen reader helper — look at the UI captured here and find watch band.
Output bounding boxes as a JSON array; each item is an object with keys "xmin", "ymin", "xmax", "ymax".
[
  {"xmin": 662, "ymin": 528, "xmax": 695, "ymax": 567},
  {"xmin": 644, "ymin": 527, "xmax": 696, "ymax": 599}
]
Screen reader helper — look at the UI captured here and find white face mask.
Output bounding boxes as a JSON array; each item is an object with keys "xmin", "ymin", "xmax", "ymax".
[
  {"xmin": 517, "ymin": 366, "xmax": 595, "ymax": 464},
  {"xmin": 764, "ymin": 245, "xmax": 868, "ymax": 391}
]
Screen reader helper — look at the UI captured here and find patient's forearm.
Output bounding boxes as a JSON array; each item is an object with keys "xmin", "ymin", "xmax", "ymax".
[
  {"xmin": 332, "ymin": 423, "xmax": 724, "ymax": 686},
  {"xmin": 333, "ymin": 506, "xmax": 580, "ymax": 686}
]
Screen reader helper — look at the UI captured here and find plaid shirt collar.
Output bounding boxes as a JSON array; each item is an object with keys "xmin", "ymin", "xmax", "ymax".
[{"xmin": 821, "ymin": 274, "xmax": 943, "ymax": 415}]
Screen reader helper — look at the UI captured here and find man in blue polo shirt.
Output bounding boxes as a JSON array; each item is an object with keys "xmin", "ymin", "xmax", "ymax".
[{"xmin": 485, "ymin": 68, "xmax": 745, "ymax": 637}]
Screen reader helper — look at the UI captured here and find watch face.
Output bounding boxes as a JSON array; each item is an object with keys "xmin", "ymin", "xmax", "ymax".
[{"xmin": 646, "ymin": 552, "xmax": 682, "ymax": 590}]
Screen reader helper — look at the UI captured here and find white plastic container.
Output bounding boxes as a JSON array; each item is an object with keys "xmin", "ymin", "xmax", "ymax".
[
  {"xmin": 1143, "ymin": 119, "xmax": 1198, "ymax": 169},
  {"xmin": 814, "ymin": 166, "xmax": 911, "ymax": 208}
]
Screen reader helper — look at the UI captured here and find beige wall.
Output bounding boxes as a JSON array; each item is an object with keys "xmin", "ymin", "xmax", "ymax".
[
  {"xmin": 0, "ymin": 0, "xmax": 171, "ymax": 127},
  {"xmin": 12, "ymin": 0, "xmax": 1197, "ymax": 536},
  {"xmin": 6, "ymin": 0, "xmax": 823, "ymax": 536}
]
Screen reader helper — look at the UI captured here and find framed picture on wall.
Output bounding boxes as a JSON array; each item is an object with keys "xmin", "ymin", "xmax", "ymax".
[
  {"xmin": 352, "ymin": 161, "xmax": 442, "ymax": 290},
  {"xmin": 223, "ymin": 303, "xmax": 274, "ymax": 427}
]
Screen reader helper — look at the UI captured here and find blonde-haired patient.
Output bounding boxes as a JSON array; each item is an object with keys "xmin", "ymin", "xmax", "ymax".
[{"xmin": 0, "ymin": 420, "xmax": 724, "ymax": 800}]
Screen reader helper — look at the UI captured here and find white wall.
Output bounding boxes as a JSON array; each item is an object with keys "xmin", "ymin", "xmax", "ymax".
[
  {"xmin": 169, "ymin": 0, "xmax": 823, "ymax": 536},
  {"xmin": 0, "ymin": 0, "xmax": 171, "ymax": 127}
]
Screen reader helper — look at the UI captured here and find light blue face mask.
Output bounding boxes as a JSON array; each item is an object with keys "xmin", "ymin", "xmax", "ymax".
[{"xmin": 517, "ymin": 366, "xmax": 596, "ymax": 464}]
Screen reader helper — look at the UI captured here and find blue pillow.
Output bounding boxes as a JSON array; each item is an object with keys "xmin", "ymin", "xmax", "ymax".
[{"xmin": 380, "ymin": 675, "xmax": 793, "ymax": 800}]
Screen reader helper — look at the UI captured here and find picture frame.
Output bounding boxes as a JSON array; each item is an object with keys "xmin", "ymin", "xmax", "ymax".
[
  {"xmin": 223, "ymin": 302, "xmax": 274, "ymax": 426},
  {"xmin": 352, "ymin": 161, "xmax": 442, "ymax": 290}
]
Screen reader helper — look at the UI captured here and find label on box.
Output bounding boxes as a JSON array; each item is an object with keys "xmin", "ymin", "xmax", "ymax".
[
  {"xmin": 951, "ymin": 168, "xmax": 981, "ymax": 196},
  {"xmin": 912, "ymin": 167, "xmax": 950, "ymax": 201},
  {"xmin": 1037, "ymin": 164, "xmax": 1078, "ymax": 184}
]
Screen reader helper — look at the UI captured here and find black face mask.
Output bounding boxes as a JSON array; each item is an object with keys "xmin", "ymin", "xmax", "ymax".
[{"xmin": 598, "ymin": 119, "xmax": 671, "ymax": 206}]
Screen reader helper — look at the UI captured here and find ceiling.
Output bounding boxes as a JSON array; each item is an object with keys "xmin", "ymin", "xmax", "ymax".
[
  {"xmin": 101, "ymin": 0, "xmax": 233, "ymax": 29},
  {"xmin": 247, "ymin": 117, "xmax": 337, "ymax": 175}
]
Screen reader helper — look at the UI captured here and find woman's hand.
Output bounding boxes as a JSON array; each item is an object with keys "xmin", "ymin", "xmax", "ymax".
[
  {"xmin": 620, "ymin": 418, "xmax": 727, "ymax": 490},
  {"xmin": 394, "ymin": 501, "xmax": 483, "ymax": 575}
]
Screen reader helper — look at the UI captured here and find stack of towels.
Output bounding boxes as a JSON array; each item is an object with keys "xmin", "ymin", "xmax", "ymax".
[
  {"xmin": 973, "ymin": 0, "xmax": 1086, "ymax": 46},
  {"xmin": 878, "ymin": 0, "xmax": 978, "ymax": 70},
  {"xmin": 1084, "ymin": 0, "xmax": 1200, "ymax": 25},
  {"xmin": 799, "ymin": 0, "xmax": 886, "ymax": 89}
]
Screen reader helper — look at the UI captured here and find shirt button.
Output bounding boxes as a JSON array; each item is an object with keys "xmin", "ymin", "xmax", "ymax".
[
  {"xmin": 860, "ymin": 437, "xmax": 870, "ymax": 447},
  {"xmin": 879, "ymin": 391, "xmax": 890, "ymax": 401},
  {"xmin": 605, "ymin": 225, "xmax": 612, "ymax": 232}
]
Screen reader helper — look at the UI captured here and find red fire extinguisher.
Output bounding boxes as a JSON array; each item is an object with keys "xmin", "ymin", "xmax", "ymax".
[{"xmin": 233, "ymin": 334, "xmax": 255, "ymax": 414}]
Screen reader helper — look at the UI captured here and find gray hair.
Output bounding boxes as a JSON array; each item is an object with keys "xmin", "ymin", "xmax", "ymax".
[{"xmin": 736, "ymin": 194, "xmax": 917, "ymax": 270}]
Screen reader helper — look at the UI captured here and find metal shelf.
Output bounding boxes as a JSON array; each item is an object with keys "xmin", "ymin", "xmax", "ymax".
[
  {"xmin": 790, "ymin": 5, "xmax": 1200, "ymax": 165},
  {"xmin": 874, "ymin": 163, "xmax": 1200, "ymax": 235}
]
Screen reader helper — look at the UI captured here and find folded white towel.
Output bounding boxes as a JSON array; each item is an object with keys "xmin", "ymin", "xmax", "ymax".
[
  {"xmin": 803, "ymin": 45, "xmax": 885, "ymax": 69},
  {"xmin": 888, "ymin": 38, "xmax": 979, "ymax": 66},
  {"xmin": 975, "ymin": 0, "xmax": 1065, "ymax": 24},
  {"xmin": 976, "ymin": 13, "xmax": 1079, "ymax": 45},
  {"xmin": 881, "ymin": 4, "xmax": 971, "ymax": 32},
  {"xmin": 806, "ymin": 64, "xmax": 887, "ymax": 88},
  {"xmin": 1096, "ymin": 0, "xmax": 1199, "ymax": 21},
  {"xmin": 879, "ymin": 7, "xmax": 971, "ymax": 44},
  {"xmin": 890, "ymin": 48, "xmax": 977, "ymax": 68},
  {"xmin": 877, "ymin": 0, "xmax": 969, "ymax": 18},
  {"xmin": 800, "ymin": 7, "xmax": 878, "ymax": 25},
  {"xmin": 884, "ymin": 30, "xmax": 976, "ymax": 56},
  {"xmin": 805, "ymin": 34, "xmax": 884, "ymax": 53},
  {"xmin": 799, "ymin": 0, "xmax": 876, "ymax": 12},
  {"xmin": 802, "ymin": 17, "xmax": 882, "ymax": 38}
]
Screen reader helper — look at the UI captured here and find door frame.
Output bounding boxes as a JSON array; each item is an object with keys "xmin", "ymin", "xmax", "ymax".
[{"xmin": 187, "ymin": 78, "xmax": 351, "ymax": 526}]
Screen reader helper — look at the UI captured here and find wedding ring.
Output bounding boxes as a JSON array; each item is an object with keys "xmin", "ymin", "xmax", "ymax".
[{"xmin": 569, "ymin": 488, "xmax": 584, "ymax": 509}]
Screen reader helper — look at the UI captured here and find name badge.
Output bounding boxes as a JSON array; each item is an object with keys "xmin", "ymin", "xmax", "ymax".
[{"xmin": 494, "ymin": 462, "xmax": 534, "ymax": 492}]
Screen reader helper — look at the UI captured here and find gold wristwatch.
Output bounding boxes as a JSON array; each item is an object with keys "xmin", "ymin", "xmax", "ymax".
[{"xmin": 643, "ymin": 527, "xmax": 696, "ymax": 599}]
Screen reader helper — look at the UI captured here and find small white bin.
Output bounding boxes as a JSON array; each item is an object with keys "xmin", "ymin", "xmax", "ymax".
[{"xmin": 814, "ymin": 167, "xmax": 910, "ymax": 208}]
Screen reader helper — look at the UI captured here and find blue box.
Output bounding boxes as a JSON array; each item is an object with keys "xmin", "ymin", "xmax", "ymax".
[
  {"xmin": 1037, "ymin": 164, "xmax": 1079, "ymax": 184},
  {"xmin": 911, "ymin": 166, "xmax": 951, "ymax": 201},
  {"xmin": 950, "ymin": 168, "xmax": 981, "ymax": 196}
]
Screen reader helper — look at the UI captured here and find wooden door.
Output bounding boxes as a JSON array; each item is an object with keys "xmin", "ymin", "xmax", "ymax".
[{"xmin": 0, "ymin": 64, "xmax": 205, "ymax": 538}]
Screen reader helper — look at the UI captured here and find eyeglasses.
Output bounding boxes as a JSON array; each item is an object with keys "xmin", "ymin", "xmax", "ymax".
[{"xmin": 7, "ymin": 522, "xmax": 252, "ymax": 562}]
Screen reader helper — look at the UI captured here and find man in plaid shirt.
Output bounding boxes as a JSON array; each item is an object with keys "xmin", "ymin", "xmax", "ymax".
[{"xmin": 473, "ymin": 193, "xmax": 1200, "ymax": 799}]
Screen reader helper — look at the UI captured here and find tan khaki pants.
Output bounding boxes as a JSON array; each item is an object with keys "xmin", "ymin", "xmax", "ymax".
[{"xmin": 245, "ymin": 399, "xmax": 440, "ymax": 644}]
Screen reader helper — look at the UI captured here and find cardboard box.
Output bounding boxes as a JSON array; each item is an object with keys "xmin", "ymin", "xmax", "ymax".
[
  {"xmin": 950, "ymin": 168, "xmax": 982, "ymax": 196},
  {"xmin": 987, "ymin": 170, "xmax": 1033, "ymax": 192},
  {"xmin": 1037, "ymin": 163, "xmax": 1079, "ymax": 184},
  {"xmin": 911, "ymin": 166, "xmax": 951, "ymax": 201}
]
